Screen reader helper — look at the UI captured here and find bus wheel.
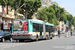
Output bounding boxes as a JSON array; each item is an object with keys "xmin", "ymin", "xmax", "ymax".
[
  {"xmin": 50, "ymin": 37, "xmax": 53, "ymax": 39},
  {"xmin": 36, "ymin": 35, "xmax": 38, "ymax": 41},
  {"xmin": 36, "ymin": 37, "xmax": 38, "ymax": 41},
  {"xmin": 48, "ymin": 37, "xmax": 50, "ymax": 40},
  {"xmin": 45, "ymin": 36, "xmax": 48, "ymax": 40}
]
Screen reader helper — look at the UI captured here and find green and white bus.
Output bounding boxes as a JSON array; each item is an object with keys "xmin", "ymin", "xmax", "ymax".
[{"xmin": 12, "ymin": 19, "xmax": 54, "ymax": 42}]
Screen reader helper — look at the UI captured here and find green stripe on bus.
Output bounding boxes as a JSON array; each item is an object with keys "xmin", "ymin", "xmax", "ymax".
[
  {"xmin": 46, "ymin": 24, "xmax": 54, "ymax": 26},
  {"xmin": 31, "ymin": 21, "xmax": 43, "ymax": 24}
]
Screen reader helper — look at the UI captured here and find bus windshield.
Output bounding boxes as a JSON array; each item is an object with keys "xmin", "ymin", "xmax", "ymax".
[{"xmin": 13, "ymin": 20, "xmax": 28, "ymax": 32}]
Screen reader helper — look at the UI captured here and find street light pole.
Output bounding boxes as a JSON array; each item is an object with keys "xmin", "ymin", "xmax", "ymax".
[
  {"xmin": 15, "ymin": 3, "xmax": 26, "ymax": 19},
  {"xmin": 17, "ymin": 3, "xmax": 26, "ymax": 11}
]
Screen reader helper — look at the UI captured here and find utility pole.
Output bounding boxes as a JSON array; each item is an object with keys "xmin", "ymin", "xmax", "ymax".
[{"xmin": 15, "ymin": 3, "xmax": 26, "ymax": 19}]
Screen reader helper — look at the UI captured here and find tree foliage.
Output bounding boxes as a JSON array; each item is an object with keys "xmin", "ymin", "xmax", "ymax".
[
  {"xmin": 66, "ymin": 14, "xmax": 74, "ymax": 28},
  {"xmin": 36, "ymin": 6, "xmax": 59, "ymax": 25},
  {"xmin": 36, "ymin": 7, "xmax": 48, "ymax": 21},
  {"xmin": 18, "ymin": 0, "xmax": 41, "ymax": 19},
  {"xmin": 36, "ymin": 4, "xmax": 75, "ymax": 27},
  {"xmin": 0, "ymin": 0, "xmax": 41, "ymax": 19},
  {"xmin": 0, "ymin": 0, "xmax": 9, "ymax": 6}
]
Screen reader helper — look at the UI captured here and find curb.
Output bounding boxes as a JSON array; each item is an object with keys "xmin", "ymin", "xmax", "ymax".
[{"xmin": 65, "ymin": 36, "xmax": 75, "ymax": 38}]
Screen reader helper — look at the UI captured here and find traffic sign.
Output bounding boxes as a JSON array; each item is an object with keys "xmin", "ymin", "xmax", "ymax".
[{"xmin": 66, "ymin": 21, "xmax": 69, "ymax": 25}]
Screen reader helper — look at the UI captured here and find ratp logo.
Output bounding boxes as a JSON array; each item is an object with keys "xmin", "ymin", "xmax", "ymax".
[{"xmin": 14, "ymin": 22, "xmax": 19, "ymax": 25}]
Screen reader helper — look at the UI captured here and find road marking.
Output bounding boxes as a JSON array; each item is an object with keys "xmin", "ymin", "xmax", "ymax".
[{"xmin": 0, "ymin": 43, "xmax": 26, "ymax": 50}]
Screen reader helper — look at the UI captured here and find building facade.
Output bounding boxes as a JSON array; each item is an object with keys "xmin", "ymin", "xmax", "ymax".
[
  {"xmin": 52, "ymin": 2, "xmax": 58, "ymax": 6},
  {"xmin": 42, "ymin": 0, "xmax": 53, "ymax": 7},
  {"xmin": 55, "ymin": 21, "xmax": 66, "ymax": 31},
  {"xmin": 0, "ymin": 5, "xmax": 25, "ymax": 23},
  {"xmin": 0, "ymin": 5, "xmax": 25, "ymax": 30},
  {"xmin": 64, "ymin": 10, "xmax": 70, "ymax": 15}
]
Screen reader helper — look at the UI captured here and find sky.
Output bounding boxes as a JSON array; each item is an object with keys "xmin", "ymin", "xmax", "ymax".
[{"xmin": 52, "ymin": 0, "xmax": 75, "ymax": 16}]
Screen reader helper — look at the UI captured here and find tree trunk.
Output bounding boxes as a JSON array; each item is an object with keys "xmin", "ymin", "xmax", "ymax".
[{"xmin": 25, "ymin": 12, "xmax": 27, "ymax": 19}]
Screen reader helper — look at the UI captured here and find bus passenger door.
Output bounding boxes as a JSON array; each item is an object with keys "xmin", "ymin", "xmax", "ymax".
[
  {"xmin": 39, "ymin": 24, "xmax": 43, "ymax": 38},
  {"xmin": 48, "ymin": 26, "xmax": 50, "ymax": 36}
]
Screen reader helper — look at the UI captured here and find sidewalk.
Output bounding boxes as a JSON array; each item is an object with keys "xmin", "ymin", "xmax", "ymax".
[
  {"xmin": 65, "ymin": 36, "xmax": 75, "ymax": 38},
  {"xmin": 53, "ymin": 35, "xmax": 65, "ymax": 39},
  {"xmin": 53, "ymin": 32, "xmax": 75, "ymax": 39}
]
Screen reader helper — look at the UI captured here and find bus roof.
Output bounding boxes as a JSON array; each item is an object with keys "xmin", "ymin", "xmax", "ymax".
[
  {"xmin": 45, "ymin": 23, "xmax": 54, "ymax": 26},
  {"xmin": 13, "ymin": 19, "xmax": 54, "ymax": 26}
]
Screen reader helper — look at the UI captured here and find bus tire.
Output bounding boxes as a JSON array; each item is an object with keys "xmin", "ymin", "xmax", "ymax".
[
  {"xmin": 36, "ymin": 35, "xmax": 38, "ymax": 41},
  {"xmin": 48, "ymin": 36, "xmax": 50, "ymax": 40},
  {"xmin": 36, "ymin": 37, "xmax": 38, "ymax": 41},
  {"xmin": 50, "ymin": 37, "xmax": 53, "ymax": 39},
  {"xmin": 45, "ymin": 35, "xmax": 48, "ymax": 40}
]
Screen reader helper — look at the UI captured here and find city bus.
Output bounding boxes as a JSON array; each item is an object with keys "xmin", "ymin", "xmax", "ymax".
[{"xmin": 12, "ymin": 19, "xmax": 54, "ymax": 42}]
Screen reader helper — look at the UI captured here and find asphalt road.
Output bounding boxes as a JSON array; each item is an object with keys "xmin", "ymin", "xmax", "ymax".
[{"xmin": 0, "ymin": 32, "xmax": 75, "ymax": 50}]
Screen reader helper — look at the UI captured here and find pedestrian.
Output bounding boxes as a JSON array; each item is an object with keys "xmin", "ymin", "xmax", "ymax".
[
  {"xmin": 66, "ymin": 27, "xmax": 69, "ymax": 37},
  {"xmin": 70, "ymin": 28, "xmax": 73, "ymax": 36},
  {"xmin": 58, "ymin": 29, "xmax": 60, "ymax": 38}
]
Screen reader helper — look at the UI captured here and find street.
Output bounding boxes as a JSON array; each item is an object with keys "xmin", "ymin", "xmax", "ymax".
[
  {"xmin": 0, "ymin": 0, "xmax": 75, "ymax": 50},
  {"xmin": 0, "ymin": 32, "xmax": 75, "ymax": 50}
]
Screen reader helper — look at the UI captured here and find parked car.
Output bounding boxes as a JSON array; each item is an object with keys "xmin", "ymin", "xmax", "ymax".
[
  {"xmin": 0, "ymin": 32, "xmax": 12, "ymax": 42},
  {"xmin": 54, "ymin": 31, "xmax": 58, "ymax": 36},
  {"xmin": 60, "ymin": 30, "xmax": 65, "ymax": 34},
  {"xmin": 0, "ymin": 30, "xmax": 3, "ymax": 32}
]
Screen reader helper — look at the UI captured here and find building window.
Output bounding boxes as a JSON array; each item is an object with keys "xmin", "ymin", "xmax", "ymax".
[
  {"xmin": 39, "ymin": 24, "xmax": 43, "ymax": 32},
  {"xmin": 49, "ymin": 0, "xmax": 51, "ymax": 2},
  {"xmin": 8, "ymin": 19, "xmax": 10, "ymax": 23},
  {"xmin": 5, "ymin": 18, "xmax": 7, "ymax": 22},
  {"xmin": 62, "ymin": 24, "xmax": 63, "ymax": 27},
  {"xmin": 11, "ymin": 20, "xmax": 13, "ymax": 23},
  {"xmin": 42, "ymin": 0, "xmax": 43, "ymax": 3},
  {"xmin": 2, "ymin": 18, "xmax": 5, "ymax": 22}
]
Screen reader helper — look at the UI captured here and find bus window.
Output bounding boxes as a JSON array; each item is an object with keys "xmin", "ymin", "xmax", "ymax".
[
  {"xmin": 39, "ymin": 24, "xmax": 43, "ymax": 32},
  {"xmin": 46, "ymin": 25, "xmax": 48, "ymax": 32},
  {"xmin": 33, "ymin": 23, "xmax": 39, "ymax": 32}
]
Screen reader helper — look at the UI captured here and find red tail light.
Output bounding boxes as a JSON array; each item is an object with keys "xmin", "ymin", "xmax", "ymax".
[
  {"xmin": 13, "ymin": 35, "xmax": 17, "ymax": 36},
  {"xmin": 25, "ymin": 34, "xmax": 29, "ymax": 36}
]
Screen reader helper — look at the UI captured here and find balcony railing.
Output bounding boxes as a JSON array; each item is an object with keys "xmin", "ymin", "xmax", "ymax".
[{"xmin": 3, "ymin": 13, "xmax": 15, "ymax": 19}]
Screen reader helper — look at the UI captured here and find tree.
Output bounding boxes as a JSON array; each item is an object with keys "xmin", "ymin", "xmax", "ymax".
[
  {"xmin": 50, "ymin": 4, "xmax": 60, "ymax": 20},
  {"xmin": 66, "ymin": 14, "xmax": 73, "ymax": 28},
  {"xmin": 60, "ymin": 13, "xmax": 67, "ymax": 23},
  {"xmin": 36, "ymin": 7, "xmax": 48, "ymax": 21},
  {"xmin": 36, "ymin": 6, "xmax": 59, "ymax": 25},
  {"xmin": 72, "ymin": 17, "xmax": 75, "ymax": 26},
  {"xmin": 0, "ymin": 0, "xmax": 41, "ymax": 19},
  {"xmin": 18, "ymin": 0, "xmax": 41, "ymax": 19},
  {"xmin": 10, "ymin": 0, "xmax": 21, "ymax": 11},
  {"xmin": 50, "ymin": 4, "xmax": 66, "ymax": 21},
  {"xmin": 0, "ymin": 0, "xmax": 10, "ymax": 6},
  {"xmin": 0, "ymin": 0, "xmax": 10, "ymax": 14},
  {"xmin": 47, "ymin": 6, "xmax": 59, "ymax": 25}
]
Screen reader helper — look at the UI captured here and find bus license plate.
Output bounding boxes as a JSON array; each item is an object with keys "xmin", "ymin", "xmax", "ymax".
[{"xmin": 20, "ymin": 35, "xmax": 23, "ymax": 36}]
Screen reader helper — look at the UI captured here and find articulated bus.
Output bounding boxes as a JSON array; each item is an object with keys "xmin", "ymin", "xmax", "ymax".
[{"xmin": 12, "ymin": 19, "xmax": 54, "ymax": 42}]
